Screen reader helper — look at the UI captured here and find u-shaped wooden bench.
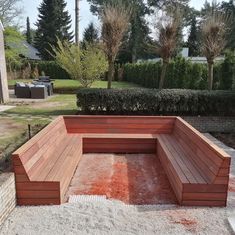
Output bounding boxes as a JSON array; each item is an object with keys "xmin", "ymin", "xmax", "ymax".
[{"xmin": 13, "ymin": 116, "xmax": 231, "ymax": 206}]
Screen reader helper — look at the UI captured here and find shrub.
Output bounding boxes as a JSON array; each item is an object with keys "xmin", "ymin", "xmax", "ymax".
[
  {"xmin": 31, "ymin": 61, "xmax": 70, "ymax": 80},
  {"xmin": 122, "ymin": 56, "xmax": 234, "ymax": 90},
  {"xmin": 52, "ymin": 40, "xmax": 108, "ymax": 87},
  {"xmin": 77, "ymin": 89, "xmax": 235, "ymax": 116}
]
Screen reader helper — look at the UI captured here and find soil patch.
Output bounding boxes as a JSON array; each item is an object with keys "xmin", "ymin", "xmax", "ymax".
[
  {"xmin": 67, "ymin": 154, "xmax": 177, "ymax": 205},
  {"xmin": 0, "ymin": 118, "xmax": 23, "ymax": 139}
]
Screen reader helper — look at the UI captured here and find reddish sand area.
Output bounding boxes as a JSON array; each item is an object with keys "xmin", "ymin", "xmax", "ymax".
[{"xmin": 66, "ymin": 154, "xmax": 177, "ymax": 205}]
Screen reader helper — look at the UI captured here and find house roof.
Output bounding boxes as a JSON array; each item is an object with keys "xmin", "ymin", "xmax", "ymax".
[
  {"xmin": 21, "ymin": 41, "xmax": 41, "ymax": 60},
  {"xmin": 7, "ymin": 39, "xmax": 41, "ymax": 60}
]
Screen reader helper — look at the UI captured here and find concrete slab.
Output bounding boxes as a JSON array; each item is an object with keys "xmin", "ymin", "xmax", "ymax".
[
  {"xmin": 0, "ymin": 105, "xmax": 15, "ymax": 112},
  {"xmin": 228, "ymin": 216, "xmax": 235, "ymax": 233}
]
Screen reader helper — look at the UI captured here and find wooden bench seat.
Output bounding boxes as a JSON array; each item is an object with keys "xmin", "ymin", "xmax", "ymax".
[
  {"xmin": 157, "ymin": 118, "xmax": 230, "ymax": 206},
  {"xmin": 13, "ymin": 117, "xmax": 82, "ymax": 205},
  {"xmin": 12, "ymin": 115, "xmax": 231, "ymax": 206}
]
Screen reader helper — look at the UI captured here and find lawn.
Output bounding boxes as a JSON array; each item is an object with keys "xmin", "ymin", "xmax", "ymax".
[
  {"xmin": 6, "ymin": 94, "xmax": 77, "ymax": 116},
  {"xmin": 8, "ymin": 79, "xmax": 141, "ymax": 89}
]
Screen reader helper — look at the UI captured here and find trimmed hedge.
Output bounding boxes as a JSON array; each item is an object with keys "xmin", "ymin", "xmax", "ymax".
[
  {"xmin": 77, "ymin": 89, "xmax": 235, "ymax": 116},
  {"xmin": 30, "ymin": 61, "xmax": 70, "ymax": 80},
  {"xmin": 123, "ymin": 57, "xmax": 234, "ymax": 90}
]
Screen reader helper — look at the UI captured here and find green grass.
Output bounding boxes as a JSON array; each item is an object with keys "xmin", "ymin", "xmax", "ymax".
[
  {"xmin": 6, "ymin": 94, "xmax": 77, "ymax": 116},
  {"xmin": 8, "ymin": 79, "xmax": 141, "ymax": 89}
]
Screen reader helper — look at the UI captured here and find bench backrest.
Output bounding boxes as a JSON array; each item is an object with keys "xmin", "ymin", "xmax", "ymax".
[
  {"xmin": 64, "ymin": 116, "xmax": 176, "ymax": 134},
  {"xmin": 173, "ymin": 118, "xmax": 231, "ymax": 183},
  {"xmin": 13, "ymin": 116, "xmax": 67, "ymax": 180}
]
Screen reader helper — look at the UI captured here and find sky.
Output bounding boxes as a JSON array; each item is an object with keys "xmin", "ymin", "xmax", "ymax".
[{"xmin": 20, "ymin": 0, "xmax": 225, "ymax": 40}]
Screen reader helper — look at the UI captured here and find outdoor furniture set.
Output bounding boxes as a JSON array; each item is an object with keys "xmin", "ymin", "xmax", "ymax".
[{"xmin": 14, "ymin": 76, "xmax": 54, "ymax": 99}]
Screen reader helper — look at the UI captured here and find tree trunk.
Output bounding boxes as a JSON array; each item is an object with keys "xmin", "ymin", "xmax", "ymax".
[
  {"xmin": 159, "ymin": 61, "xmax": 168, "ymax": 89},
  {"xmin": 107, "ymin": 61, "xmax": 114, "ymax": 89},
  {"xmin": 208, "ymin": 62, "xmax": 214, "ymax": 90},
  {"xmin": 132, "ymin": 47, "xmax": 137, "ymax": 63},
  {"xmin": 75, "ymin": 0, "xmax": 79, "ymax": 46}
]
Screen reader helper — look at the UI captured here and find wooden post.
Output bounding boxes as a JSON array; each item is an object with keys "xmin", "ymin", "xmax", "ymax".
[
  {"xmin": 75, "ymin": 0, "xmax": 80, "ymax": 46},
  {"xmin": 0, "ymin": 20, "xmax": 9, "ymax": 103}
]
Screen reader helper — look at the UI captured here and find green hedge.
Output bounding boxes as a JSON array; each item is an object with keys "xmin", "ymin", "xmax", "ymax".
[
  {"xmin": 30, "ymin": 61, "xmax": 70, "ymax": 80},
  {"xmin": 123, "ymin": 57, "xmax": 235, "ymax": 90},
  {"xmin": 77, "ymin": 89, "xmax": 235, "ymax": 116}
]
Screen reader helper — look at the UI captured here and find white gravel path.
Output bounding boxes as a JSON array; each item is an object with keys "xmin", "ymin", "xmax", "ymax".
[{"xmin": 1, "ymin": 134, "xmax": 235, "ymax": 235}]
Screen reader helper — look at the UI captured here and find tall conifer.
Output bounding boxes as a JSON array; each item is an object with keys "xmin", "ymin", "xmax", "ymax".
[{"xmin": 34, "ymin": 0, "xmax": 73, "ymax": 60}]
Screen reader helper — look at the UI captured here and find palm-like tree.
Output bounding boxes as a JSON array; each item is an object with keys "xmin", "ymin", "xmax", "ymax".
[
  {"xmin": 201, "ymin": 11, "xmax": 231, "ymax": 90},
  {"xmin": 101, "ymin": 2, "xmax": 131, "ymax": 89},
  {"xmin": 154, "ymin": 9, "xmax": 181, "ymax": 89}
]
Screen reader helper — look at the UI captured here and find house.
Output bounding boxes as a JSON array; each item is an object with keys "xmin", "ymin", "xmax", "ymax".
[
  {"xmin": 137, "ymin": 47, "xmax": 225, "ymax": 64},
  {"xmin": 0, "ymin": 20, "xmax": 9, "ymax": 103},
  {"xmin": 19, "ymin": 41, "xmax": 41, "ymax": 61}
]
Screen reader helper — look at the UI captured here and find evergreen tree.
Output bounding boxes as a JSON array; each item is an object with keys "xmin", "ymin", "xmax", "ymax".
[
  {"xmin": 187, "ymin": 16, "xmax": 199, "ymax": 56},
  {"xmin": 83, "ymin": 22, "xmax": 99, "ymax": 44},
  {"xmin": 221, "ymin": 0, "xmax": 235, "ymax": 50},
  {"xmin": 26, "ymin": 17, "xmax": 32, "ymax": 44},
  {"xmin": 34, "ymin": 0, "xmax": 73, "ymax": 60}
]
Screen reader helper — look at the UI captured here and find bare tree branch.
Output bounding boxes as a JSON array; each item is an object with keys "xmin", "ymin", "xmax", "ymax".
[{"xmin": 0, "ymin": 0, "xmax": 23, "ymax": 26}]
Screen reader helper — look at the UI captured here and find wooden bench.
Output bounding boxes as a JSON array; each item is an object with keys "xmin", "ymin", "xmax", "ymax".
[
  {"xmin": 12, "ymin": 116, "xmax": 231, "ymax": 206},
  {"xmin": 13, "ymin": 116, "xmax": 82, "ymax": 205},
  {"xmin": 157, "ymin": 118, "xmax": 231, "ymax": 206}
]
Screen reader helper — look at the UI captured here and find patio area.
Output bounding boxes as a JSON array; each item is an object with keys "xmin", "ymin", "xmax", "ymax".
[{"xmin": 0, "ymin": 134, "xmax": 234, "ymax": 235}]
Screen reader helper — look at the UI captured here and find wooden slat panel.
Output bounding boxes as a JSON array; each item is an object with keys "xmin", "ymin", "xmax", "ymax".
[
  {"xmin": 183, "ymin": 193, "xmax": 227, "ymax": 201},
  {"xmin": 16, "ymin": 182, "xmax": 60, "ymax": 191},
  {"xmin": 13, "ymin": 116, "xmax": 64, "ymax": 156},
  {"xmin": 175, "ymin": 118, "xmax": 230, "ymax": 161},
  {"xmin": 160, "ymin": 135, "xmax": 204, "ymax": 184},
  {"xmin": 181, "ymin": 200, "xmax": 226, "ymax": 207},
  {"xmin": 174, "ymin": 130, "xmax": 218, "ymax": 182},
  {"xmin": 214, "ymin": 177, "xmax": 229, "ymax": 184},
  {"xmin": 20, "ymin": 123, "xmax": 66, "ymax": 165},
  {"xmin": 45, "ymin": 136, "xmax": 82, "ymax": 181},
  {"xmin": 83, "ymin": 138, "xmax": 156, "ymax": 154},
  {"xmin": 166, "ymin": 135, "xmax": 208, "ymax": 183},
  {"xmin": 15, "ymin": 174, "xmax": 30, "ymax": 183},
  {"xmin": 64, "ymin": 116, "xmax": 176, "ymax": 134},
  {"xmin": 157, "ymin": 141, "xmax": 183, "ymax": 203},
  {"xmin": 174, "ymin": 127, "xmax": 222, "ymax": 168},
  {"xmin": 158, "ymin": 135, "xmax": 194, "ymax": 183},
  {"xmin": 17, "ymin": 198, "xmax": 61, "ymax": 206},
  {"xmin": 29, "ymin": 136, "xmax": 73, "ymax": 181},
  {"xmin": 183, "ymin": 183, "xmax": 228, "ymax": 193},
  {"xmin": 17, "ymin": 190, "xmax": 60, "ymax": 199}
]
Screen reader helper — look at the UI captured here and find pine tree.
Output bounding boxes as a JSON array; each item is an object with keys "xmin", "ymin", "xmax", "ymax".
[
  {"xmin": 187, "ymin": 16, "xmax": 199, "ymax": 56},
  {"xmin": 221, "ymin": 0, "xmax": 235, "ymax": 50},
  {"xmin": 26, "ymin": 17, "xmax": 32, "ymax": 44},
  {"xmin": 83, "ymin": 22, "xmax": 99, "ymax": 44},
  {"xmin": 34, "ymin": 0, "xmax": 73, "ymax": 60}
]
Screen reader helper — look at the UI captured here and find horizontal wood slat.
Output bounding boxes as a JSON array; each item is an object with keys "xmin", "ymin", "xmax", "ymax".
[{"xmin": 83, "ymin": 138, "xmax": 156, "ymax": 154}]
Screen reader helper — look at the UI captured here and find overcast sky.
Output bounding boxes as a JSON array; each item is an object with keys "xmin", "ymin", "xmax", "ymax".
[{"xmin": 20, "ymin": 0, "xmax": 226, "ymax": 40}]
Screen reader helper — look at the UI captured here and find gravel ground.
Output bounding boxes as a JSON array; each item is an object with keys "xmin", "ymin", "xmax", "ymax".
[{"xmin": 1, "ymin": 134, "xmax": 235, "ymax": 235}]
